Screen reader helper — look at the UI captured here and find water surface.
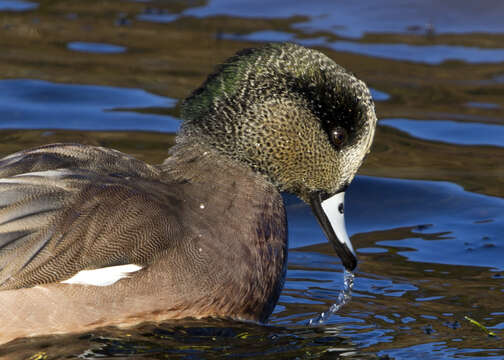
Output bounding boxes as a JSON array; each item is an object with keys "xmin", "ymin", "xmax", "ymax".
[
  {"xmin": 224, "ymin": 31, "xmax": 504, "ymax": 64},
  {"xmin": 67, "ymin": 42, "xmax": 127, "ymax": 54},
  {"xmin": 380, "ymin": 119, "xmax": 504, "ymax": 147},
  {"xmin": 0, "ymin": 79, "xmax": 179, "ymax": 132},
  {"xmin": 183, "ymin": 0, "xmax": 504, "ymax": 38},
  {"xmin": 0, "ymin": 0, "xmax": 37, "ymax": 11}
]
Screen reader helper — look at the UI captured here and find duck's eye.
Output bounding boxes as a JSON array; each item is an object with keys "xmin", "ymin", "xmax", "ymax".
[{"xmin": 330, "ymin": 127, "xmax": 347, "ymax": 148}]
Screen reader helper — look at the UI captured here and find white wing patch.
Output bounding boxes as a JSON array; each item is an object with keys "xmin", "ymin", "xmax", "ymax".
[
  {"xmin": 61, "ymin": 264, "xmax": 143, "ymax": 286},
  {"xmin": 14, "ymin": 169, "xmax": 71, "ymax": 178},
  {"xmin": 0, "ymin": 169, "xmax": 71, "ymax": 185}
]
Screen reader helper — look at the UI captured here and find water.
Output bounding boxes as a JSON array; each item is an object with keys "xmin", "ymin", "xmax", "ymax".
[
  {"xmin": 0, "ymin": 79, "xmax": 179, "ymax": 132},
  {"xmin": 308, "ymin": 270, "xmax": 355, "ymax": 326},
  {"xmin": 224, "ymin": 31, "xmax": 504, "ymax": 64},
  {"xmin": 183, "ymin": 0, "xmax": 504, "ymax": 38},
  {"xmin": 0, "ymin": 0, "xmax": 503, "ymax": 358},
  {"xmin": 67, "ymin": 42, "xmax": 127, "ymax": 54},
  {"xmin": 380, "ymin": 119, "xmax": 504, "ymax": 147},
  {"xmin": 0, "ymin": 0, "xmax": 37, "ymax": 11}
]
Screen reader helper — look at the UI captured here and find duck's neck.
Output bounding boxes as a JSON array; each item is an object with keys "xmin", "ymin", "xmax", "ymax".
[
  {"xmin": 159, "ymin": 140, "xmax": 288, "ymax": 322},
  {"xmin": 160, "ymin": 140, "xmax": 266, "ymax": 187}
]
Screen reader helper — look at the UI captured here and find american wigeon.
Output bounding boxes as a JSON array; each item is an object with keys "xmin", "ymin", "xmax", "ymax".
[{"xmin": 0, "ymin": 42, "xmax": 376, "ymax": 344}]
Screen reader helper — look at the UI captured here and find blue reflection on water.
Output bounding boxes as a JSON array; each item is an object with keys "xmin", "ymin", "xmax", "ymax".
[
  {"xmin": 358, "ymin": 247, "xmax": 388, "ymax": 254},
  {"xmin": 67, "ymin": 42, "xmax": 127, "ymax": 54},
  {"xmin": 380, "ymin": 118, "xmax": 504, "ymax": 147},
  {"xmin": 350, "ymin": 177, "xmax": 504, "ymax": 270},
  {"xmin": 466, "ymin": 101, "xmax": 500, "ymax": 109},
  {"xmin": 221, "ymin": 30, "xmax": 310, "ymax": 44},
  {"xmin": 183, "ymin": 0, "xmax": 504, "ymax": 38},
  {"xmin": 286, "ymin": 176, "xmax": 504, "ymax": 270},
  {"xmin": 223, "ymin": 31, "xmax": 504, "ymax": 64},
  {"xmin": 328, "ymin": 41, "xmax": 504, "ymax": 64},
  {"xmin": 0, "ymin": 0, "xmax": 37, "ymax": 11},
  {"xmin": 380, "ymin": 341, "xmax": 504, "ymax": 359},
  {"xmin": 137, "ymin": 12, "xmax": 178, "ymax": 23},
  {"xmin": 370, "ymin": 89, "xmax": 390, "ymax": 102},
  {"xmin": 0, "ymin": 79, "xmax": 180, "ymax": 132}
]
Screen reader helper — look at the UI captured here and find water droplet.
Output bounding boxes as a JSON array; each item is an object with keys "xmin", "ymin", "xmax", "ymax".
[{"xmin": 307, "ymin": 269, "xmax": 354, "ymax": 326}]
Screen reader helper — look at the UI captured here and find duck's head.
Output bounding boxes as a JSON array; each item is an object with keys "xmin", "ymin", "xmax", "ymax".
[{"xmin": 179, "ymin": 43, "xmax": 377, "ymax": 271}]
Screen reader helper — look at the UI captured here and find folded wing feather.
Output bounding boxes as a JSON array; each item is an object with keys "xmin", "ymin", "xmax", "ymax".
[{"xmin": 0, "ymin": 143, "xmax": 166, "ymax": 290}]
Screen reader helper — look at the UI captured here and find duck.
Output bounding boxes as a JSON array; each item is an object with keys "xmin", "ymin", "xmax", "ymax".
[{"xmin": 0, "ymin": 42, "xmax": 377, "ymax": 344}]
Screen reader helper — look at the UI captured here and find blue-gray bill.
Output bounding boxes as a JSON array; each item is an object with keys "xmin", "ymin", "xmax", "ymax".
[{"xmin": 310, "ymin": 191, "xmax": 357, "ymax": 271}]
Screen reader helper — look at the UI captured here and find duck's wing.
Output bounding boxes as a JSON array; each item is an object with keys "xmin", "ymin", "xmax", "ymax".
[
  {"xmin": 0, "ymin": 143, "xmax": 159, "ymax": 178},
  {"xmin": 0, "ymin": 143, "xmax": 176, "ymax": 290}
]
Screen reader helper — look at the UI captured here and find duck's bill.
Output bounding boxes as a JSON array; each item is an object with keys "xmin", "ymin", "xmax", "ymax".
[{"xmin": 309, "ymin": 191, "xmax": 357, "ymax": 271}]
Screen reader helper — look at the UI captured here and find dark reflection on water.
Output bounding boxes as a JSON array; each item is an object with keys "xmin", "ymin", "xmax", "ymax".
[
  {"xmin": 0, "ymin": 320, "xmax": 380, "ymax": 359},
  {"xmin": 0, "ymin": 0, "xmax": 503, "ymax": 358}
]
